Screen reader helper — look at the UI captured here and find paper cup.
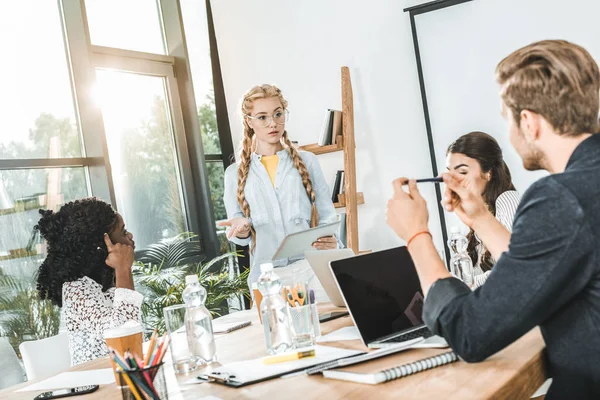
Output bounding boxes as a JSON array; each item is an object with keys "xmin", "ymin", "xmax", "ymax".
[{"xmin": 104, "ymin": 321, "xmax": 143, "ymax": 384}]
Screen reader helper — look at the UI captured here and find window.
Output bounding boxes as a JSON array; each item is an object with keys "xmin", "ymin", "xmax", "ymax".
[
  {"xmin": 84, "ymin": 0, "xmax": 166, "ymax": 54},
  {"xmin": 181, "ymin": 0, "xmax": 234, "ymax": 223},
  {"xmin": 0, "ymin": 1, "xmax": 82, "ymax": 159},
  {"xmin": 95, "ymin": 70, "xmax": 186, "ymax": 248},
  {"xmin": 0, "ymin": 1, "xmax": 91, "ymax": 355},
  {"xmin": 0, "ymin": 0, "xmax": 230, "ymax": 357}
]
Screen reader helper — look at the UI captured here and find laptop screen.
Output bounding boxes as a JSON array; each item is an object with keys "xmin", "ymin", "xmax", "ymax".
[{"xmin": 329, "ymin": 246, "xmax": 425, "ymax": 344}]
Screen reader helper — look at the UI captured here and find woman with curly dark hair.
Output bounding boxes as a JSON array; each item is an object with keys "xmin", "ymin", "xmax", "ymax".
[{"xmin": 36, "ymin": 197, "xmax": 142, "ymax": 365}]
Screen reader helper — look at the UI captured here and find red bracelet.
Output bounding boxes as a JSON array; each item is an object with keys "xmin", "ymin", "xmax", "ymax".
[{"xmin": 407, "ymin": 231, "xmax": 432, "ymax": 249}]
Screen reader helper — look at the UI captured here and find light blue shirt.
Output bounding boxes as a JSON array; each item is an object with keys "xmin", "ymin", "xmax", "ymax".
[{"xmin": 223, "ymin": 149, "xmax": 339, "ymax": 286}]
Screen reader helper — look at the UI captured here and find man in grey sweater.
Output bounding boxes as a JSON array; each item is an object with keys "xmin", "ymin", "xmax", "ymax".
[{"xmin": 386, "ymin": 40, "xmax": 600, "ymax": 399}]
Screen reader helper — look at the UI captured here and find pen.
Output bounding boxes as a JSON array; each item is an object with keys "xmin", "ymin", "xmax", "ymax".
[
  {"xmin": 402, "ymin": 177, "xmax": 443, "ymax": 185},
  {"xmin": 262, "ymin": 349, "xmax": 316, "ymax": 365}
]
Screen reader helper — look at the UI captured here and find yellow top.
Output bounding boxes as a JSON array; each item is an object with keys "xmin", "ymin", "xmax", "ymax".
[{"xmin": 260, "ymin": 154, "xmax": 279, "ymax": 186}]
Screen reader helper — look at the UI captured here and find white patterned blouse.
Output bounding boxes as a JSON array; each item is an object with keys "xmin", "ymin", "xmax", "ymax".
[
  {"xmin": 62, "ymin": 276, "xmax": 143, "ymax": 366},
  {"xmin": 472, "ymin": 190, "xmax": 521, "ymax": 288}
]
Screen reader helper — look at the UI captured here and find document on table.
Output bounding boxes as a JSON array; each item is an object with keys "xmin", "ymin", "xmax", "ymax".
[
  {"xmin": 16, "ymin": 368, "xmax": 115, "ymax": 392},
  {"xmin": 198, "ymin": 345, "xmax": 363, "ymax": 387},
  {"xmin": 316, "ymin": 326, "xmax": 362, "ymax": 343}
]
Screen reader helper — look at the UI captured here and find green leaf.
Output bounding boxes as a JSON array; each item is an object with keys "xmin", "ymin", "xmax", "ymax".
[{"xmin": 132, "ymin": 234, "xmax": 249, "ymax": 336}]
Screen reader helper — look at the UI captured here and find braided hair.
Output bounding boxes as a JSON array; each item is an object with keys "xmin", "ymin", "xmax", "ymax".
[{"xmin": 238, "ymin": 84, "xmax": 319, "ymax": 252}]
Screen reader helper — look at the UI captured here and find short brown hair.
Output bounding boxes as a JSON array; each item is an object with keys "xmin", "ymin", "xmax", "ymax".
[{"xmin": 496, "ymin": 40, "xmax": 600, "ymax": 136}]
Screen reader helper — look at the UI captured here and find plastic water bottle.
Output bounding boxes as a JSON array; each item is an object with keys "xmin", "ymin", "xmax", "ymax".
[
  {"xmin": 447, "ymin": 227, "xmax": 474, "ymax": 287},
  {"xmin": 182, "ymin": 274, "xmax": 217, "ymax": 364},
  {"xmin": 257, "ymin": 263, "xmax": 294, "ymax": 355}
]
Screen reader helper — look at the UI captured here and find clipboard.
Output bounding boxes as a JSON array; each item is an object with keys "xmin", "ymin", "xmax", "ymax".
[
  {"xmin": 198, "ymin": 345, "xmax": 363, "ymax": 388},
  {"xmin": 271, "ymin": 221, "xmax": 341, "ymax": 261}
]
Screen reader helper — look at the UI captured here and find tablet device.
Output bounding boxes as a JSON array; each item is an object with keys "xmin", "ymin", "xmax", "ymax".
[{"xmin": 271, "ymin": 221, "xmax": 340, "ymax": 260}]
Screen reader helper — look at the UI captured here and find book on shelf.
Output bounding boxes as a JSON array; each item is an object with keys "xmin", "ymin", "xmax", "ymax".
[
  {"xmin": 331, "ymin": 170, "xmax": 344, "ymax": 203},
  {"xmin": 322, "ymin": 351, "xmax": 458, "ymax": 384},
  {"xmin": 330, "ymin": 110, "xmax": 342, "ymax": 145},
  {"xmin": 338, "ymin": 212, "xmax": 347, "ymax": 247},
  {"xmin": 318, "ymin": 110, "xmax": 334, "ymax": 146},
  {"xmin": 318, "ymin": 109, "xmax": 342, "ymax": 146}
]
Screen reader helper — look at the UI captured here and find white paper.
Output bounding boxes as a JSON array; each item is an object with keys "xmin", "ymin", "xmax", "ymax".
[
  {"xmin": 203, "ymin": 345, "xmax": 362, "ymax": 384},
  {"xmin": 316, "ymin": 326, "xmax": 361, "ymax": 343},
  {"xmin": 16, "ymin": 368, "xmax": 115, "ymax": 392}
]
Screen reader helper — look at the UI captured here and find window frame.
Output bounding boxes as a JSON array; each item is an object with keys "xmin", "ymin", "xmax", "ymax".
[{"xmin": 0, "ymin": 0, "xmax": 234, "ymax": 260}]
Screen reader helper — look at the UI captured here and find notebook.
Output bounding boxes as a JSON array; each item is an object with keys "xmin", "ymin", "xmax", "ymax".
[
  {"xmin": 199, "ymin": 345, "xmax": 363, "ymax": 387},
  {"xmin": 322, "ymin": 351, "xmax": 458, "ymax": 384},
  {"xmin": 305, "ymin": 337, "xmax": 423, "ymax": 375}
]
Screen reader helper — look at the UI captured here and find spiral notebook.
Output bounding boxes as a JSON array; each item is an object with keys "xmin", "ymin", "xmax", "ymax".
[{"xmin": 322, "ymin": 351, "xmax": 458, "ymax": 384}]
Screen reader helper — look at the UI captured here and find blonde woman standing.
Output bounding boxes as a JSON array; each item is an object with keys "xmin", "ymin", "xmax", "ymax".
[{"xmin": 219, "ymin": 84, "xmax": 339, "ymax": 288}]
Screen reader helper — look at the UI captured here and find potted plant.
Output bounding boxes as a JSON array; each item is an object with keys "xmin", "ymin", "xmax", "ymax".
[{"xmin": 132, "ymin": 232, "xmax": 250, "ymax": 335}]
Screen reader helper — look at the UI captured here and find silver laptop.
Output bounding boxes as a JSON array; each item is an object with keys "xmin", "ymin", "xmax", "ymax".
[
  {"xmin": 329, "ymin": 246, "xmax": 448, "ymax": 349},
  {"xmin": 304, "ymin": 249, "xmax": 356, "ymax": 307}
]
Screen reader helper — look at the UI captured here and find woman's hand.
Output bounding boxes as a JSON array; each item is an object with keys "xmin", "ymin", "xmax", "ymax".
[
  {"xmin": 104, "ymin": 234, "xmax": 135, "ymax": 290},
  {"xmin": 104, "ymin": 233, "xmax": 134, "ymax": 270},
  {"xmin": 386, "ymin": 178, "xmax": 429, "ymax": 241},
  {"xmin": 218, "ymin": 217, "xmax": 251, "ymax": 239},
  {"xmin": 312, "ymin": 236, "xmax": 337, "ymax": 250},
  {"xmin": 441, "ymin": 172, "xmax": 490, "ymax": 228}
]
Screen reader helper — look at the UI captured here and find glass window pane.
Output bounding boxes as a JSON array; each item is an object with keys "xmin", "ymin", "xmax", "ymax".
[
  {"xmin": 0, "ymin": 167, "xmax": 88, "ymax": 353},
  {"xmin": 0, "ymin": 1, "xmax": 82, "ymax": 159},
  {"xmin": 85, "ymin": 0, "xmax": 166, "ymax": 54},
  {"xmin": 95, "ymin": 70, "xmax": 186, "ymax": 249},
  {"xmin": 206, "ymin": 161, "xmax": 226, "ymax": 222},
  {"xmin": 180, "ymin": 0, "xmax": 222, "ymax": 154}
]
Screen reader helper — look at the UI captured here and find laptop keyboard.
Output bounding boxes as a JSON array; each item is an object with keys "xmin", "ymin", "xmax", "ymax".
[{"xmin": 382, "ymin": 326, "xmax": 433, "ymax": 343}]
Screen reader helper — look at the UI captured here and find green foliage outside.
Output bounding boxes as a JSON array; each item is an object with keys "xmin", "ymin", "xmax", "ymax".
[
  {"xmin": 132, "ymin": 233, "xmax": 249, "ymax": 336},
  {"xmin": 0, "ymin": 91, "xmax": 233, "ymax": 355}
]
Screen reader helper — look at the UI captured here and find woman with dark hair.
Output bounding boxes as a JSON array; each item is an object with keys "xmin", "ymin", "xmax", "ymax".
[
  {"xmin": 36, "ymin": 198, "xmax": 141, "ymax": 365},
  {"xmin": 446, "ymin": 131, "xmax": 520, "ymax": 288}
]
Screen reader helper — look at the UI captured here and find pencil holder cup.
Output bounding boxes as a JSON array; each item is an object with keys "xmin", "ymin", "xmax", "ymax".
[
  {"xmin": 289, "ymin": 303, "xmax": 317, "ymax": 348},
  {"xmin": 117, "ymin": 362, "xmax": 168, "ymax": 400}
]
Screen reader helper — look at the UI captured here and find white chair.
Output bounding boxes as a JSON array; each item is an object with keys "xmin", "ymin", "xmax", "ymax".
[
  {"xmin": 19, "ymin": 333, "xmax": 71, "ymax": 380},
  {"xmin": 0, "ymin": 337, "xmax": 25, "ymax": 389}
]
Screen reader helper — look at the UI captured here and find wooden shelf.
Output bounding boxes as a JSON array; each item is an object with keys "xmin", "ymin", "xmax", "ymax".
[
  {"xmin": 300, "ymin": 137, "xmax": 344, "ymax": 155},
  {"xmin": 334, "ymin": 192, "xmax": 364, "ymax": 209},
  {"xmin": 0, "ymin": 248, "xmax": 39, "ymax": 261},
  {"xmin": 308, "ymin": 67, "xmax": 362, "ymax": 254},
  {"xmin": 0, "ymin": 198, "xmax": 46, "ymax": 216}
]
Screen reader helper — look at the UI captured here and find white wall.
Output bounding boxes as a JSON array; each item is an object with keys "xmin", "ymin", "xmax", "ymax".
[
  {"xmin": 413, "ymin": 0, "xmax": 600, "ymax": 233},
  {"xmin": 210, "ymin": 0, "xmax": 446, "ymax": 254}
]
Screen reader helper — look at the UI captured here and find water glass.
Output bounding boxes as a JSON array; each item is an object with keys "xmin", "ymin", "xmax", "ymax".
[
  {"xmin": 163, "ymin": 304, "xmax": 196, "ymax": 374},
  {"xmin": 310, "ymin": 303, "xmax": 321, "ymax": 338},
  {"xmin": 289, "ymin": 303, "xmax": 316, "ymax": 348}
]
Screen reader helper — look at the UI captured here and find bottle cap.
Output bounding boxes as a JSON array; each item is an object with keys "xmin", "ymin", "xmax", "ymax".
[
  {"xmin": 185, "ymin": 274, "xmax": 199, "ymax": 285},
  {"xmin": 260, "ymin": 263, "xmax": 274, "ymax": 273}
]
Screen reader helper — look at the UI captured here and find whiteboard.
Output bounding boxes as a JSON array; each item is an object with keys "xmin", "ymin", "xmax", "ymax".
[{"xmin": 413, "ymin": 0, "xmax": 600, "ymax": 234}]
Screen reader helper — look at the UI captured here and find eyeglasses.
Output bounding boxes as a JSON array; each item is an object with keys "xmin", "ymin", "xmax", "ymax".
[{"xmin": 245, "ymin": 109, "xmax": 289, "ymax": 128}]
